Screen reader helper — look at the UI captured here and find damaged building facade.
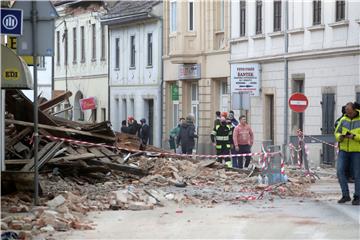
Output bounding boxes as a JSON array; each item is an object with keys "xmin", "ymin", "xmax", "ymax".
[
  {"xmin": 101, "ymin": 1, "xmax": 163, "ymax": 147},
  {"xmin": 54, "ymin": 1, "xmax": 109, "ymax": 122}
]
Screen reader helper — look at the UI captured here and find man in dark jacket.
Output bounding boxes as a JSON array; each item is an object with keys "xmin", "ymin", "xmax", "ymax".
[
  {"xmin": 139, "ymin": 118, "xmax": 150, "ymax": 146},
  {"xmin": 127, "ymin": 116, "xmax": 141, "ymax": 135},
  {"xmin": 121, "ymin": 120, "xmax": 129, "ymax": 134},
  {"xmin": 177, "ymin": 114, "xmax": 197, "ymax": 154}
]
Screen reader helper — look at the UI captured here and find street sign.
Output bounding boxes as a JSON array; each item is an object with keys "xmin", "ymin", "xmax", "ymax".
[
  {"xmin": 6, "ymin": 36, "xmax": 34, "ymax": 65},
  {"xmin": 0, "ymin": 8, "xmax": 23, "ymax": 36},
  {"xmin": 289, "ymin": 93, "xmax": 308, "ymax": 113}
]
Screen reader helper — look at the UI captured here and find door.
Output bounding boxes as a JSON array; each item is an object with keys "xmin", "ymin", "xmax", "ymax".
[
  {"xmin": 220, "ymin": 80, "xmax": 229, "ymax": 112},
  {"xmin": 147, "ymin": 99, "xmax": 154, "ymax": 145},
  {"xmin": 321, "ymin": 93, "xmax": 335, "ymax": 166}
]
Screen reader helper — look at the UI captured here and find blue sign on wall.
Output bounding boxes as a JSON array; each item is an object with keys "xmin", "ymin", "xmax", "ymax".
[{"xmin": 1, "ymin": 9, "xmax": 23, "ymax": 36}]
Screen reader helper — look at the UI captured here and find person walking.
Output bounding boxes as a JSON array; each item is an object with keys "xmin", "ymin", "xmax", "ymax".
[
  {"xmin": 177, "ymin": 114, "xmax": 197, "ymax": 154},
  {"xmin": 233, "ymin": 115, "xmax": 254, "ymax": 169},
  {"xmin": 335, "ymin": 102, "xmax": 360, "ymax": 205},
  {"xmin": 138, "ymin": 118, "xmax": 150, "ymax": 148},
  {"xmin": 169, "ymin": 117, "xmax": 185, "ymax": 153},
  {"xmin": 211, "ymin": 117, "xmax": 233, "ymax": 164}
]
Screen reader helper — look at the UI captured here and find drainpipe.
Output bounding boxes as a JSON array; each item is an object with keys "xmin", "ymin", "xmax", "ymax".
[
  {"xmin": 107, "ymin": 25, "xmax": 111, "ymax": 124},
  {"xmin": 159, "ymin": 17, "xmax": 164, "ymax": 148},
  {"xmin": 283, "ymin": 0, "xmax": 289, "ymax": 161}
]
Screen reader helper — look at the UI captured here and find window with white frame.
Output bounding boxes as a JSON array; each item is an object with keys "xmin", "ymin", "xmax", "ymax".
[
  {"xmin": 256, "ymin": 0, "xmax": 262, "ymax": 34},
  {"xmin": 172, "ymin": 101, "xmax": 179, "ymax": 128},
  {"xmin": 38, "ymin": 56, "xmax": 46, "ymax": 70},
  {"xmin": 73, "ymin": 27, "xmax": 77, "ymax": 63},
  {"xmin": 188, "ymin": 0, "xmax": 194, "ymax": 31},
  {"xmin": 130, "ymin": 35, "xmax": 135, "ymax": 68},
  {"xmin": 63, "ymin": 29, "xmax": 68, "ymax": 66},
  {"xmin": 56, "ymin": 31, "xmax": 60, "ymax": 65},
  {"xmin": 80, "ymin": 26, "xmax": 85, "ymax": 62},
  {"xmin": 191, "ymin": 82, "xmax": 199, "ymax": 126},
  {"xmin": 273, "ymin": 0, "xmax": 282, "ymax": 32},
  {"xmin": 220, "ymin": 80, "xmax": 229, "ymax": 112},
  {"xmin": 147, "ymin": 33, "xmax": 153, "ymax": 66},
  {"xmin": 92, "ymin": 24, "xmax": 96, "ymax": 60},
  {"xmin": 313, "ymin": 0, "xmax": 321, "ymax": 25},
  {"xmin": 101, "ymin": 25, "xmax": 106, "ymax": 60},
  {"xmin": 170, "ymin": 1, "xmax": 177, "ymax": 33},
  {"xmin": 220, "ymin": 0, "xmax": 224, "ymax": 31},
  {"xmin": 115, "ymin": 38, "xmax": 120, "ymax": 69},
  {"xmin": 335, "ymin": 0, "xmax": 345, "ymax": 21},
  {"xmin": 240, "ymin": 1, "xmax": 246, "ymax": 36}
]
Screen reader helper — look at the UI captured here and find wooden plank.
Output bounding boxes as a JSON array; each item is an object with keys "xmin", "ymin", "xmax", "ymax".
[
  {"xmin": 6, "ymin": 119, "xmax": 115, "ymax": 142},
  {"xmin": 39, "ymin": 91, "xmax": 72, "ymax": 111},
  {"xmin": 21, "ymin": 142, "xmax": 57, "ymax": 171},
  {"xmin": 88, "ymin": 148, "xmax": 113, "ymax": 163},
  {"xmin": 5, "ymin": 127, "xmax": 32, "ymax": 148},
  {"xmin": 34, "ymin": 141, "xmax": 64, "ymax": 170},
  {"xmin": 48, "ymin": 153, "xmax": 96, "ymax": 163},
  {"xmin": 85, "ymin": 159, "xmax": 147, "ymax": 176}
]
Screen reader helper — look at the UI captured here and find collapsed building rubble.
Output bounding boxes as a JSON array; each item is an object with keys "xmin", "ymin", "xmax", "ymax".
[{"xmin": 1, "ymin": 90, "xmax": 317, "ymax": 238}]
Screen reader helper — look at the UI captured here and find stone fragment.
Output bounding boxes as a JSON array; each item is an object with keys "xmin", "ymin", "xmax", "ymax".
[
  {"xmin": 128, "ymin": 201, "xmax": 154, "ymax": 211},
  {"xmin": 46, "ymin": 195, "xmax": 66, "ymax": 209}
]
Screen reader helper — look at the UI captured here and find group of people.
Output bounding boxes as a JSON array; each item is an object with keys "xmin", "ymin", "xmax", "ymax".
[
  {"xmin": 121, "ymin": 116, "xmax": 150, "ymax": 149},
  {"xmin": 335, "ymin": 101, "xmax": 360, "ymax": 206},
  {"xmin": 169, "ymin": 110, "xmax": 254, "ymax": 169},
  {"xmin": 211, "ymin": 111, "xmax": 254, "ymax": 169}
]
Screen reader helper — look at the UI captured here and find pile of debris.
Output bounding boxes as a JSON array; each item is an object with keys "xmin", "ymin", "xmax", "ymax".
[{"xmin": 1, "ymin": 90, "xmax": 315, "ymax": 237}]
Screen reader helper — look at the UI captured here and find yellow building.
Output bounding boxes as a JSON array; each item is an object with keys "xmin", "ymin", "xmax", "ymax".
[{"xmin": 163, "ymin": 0, "xmax": 231, "ymax": 154}]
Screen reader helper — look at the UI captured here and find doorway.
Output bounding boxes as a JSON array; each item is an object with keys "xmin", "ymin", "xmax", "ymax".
[{"xmin": 264, "ymin": 94, "xmax": 275, "ymax": 144}]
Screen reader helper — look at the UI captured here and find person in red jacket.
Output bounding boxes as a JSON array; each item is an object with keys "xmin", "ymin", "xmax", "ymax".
[{"xmin": 233, "ymin": 115, "xmax": 254, "ymax": 169}]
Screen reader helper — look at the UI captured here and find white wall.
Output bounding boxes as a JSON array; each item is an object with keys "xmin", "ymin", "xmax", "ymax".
[
  {"xmin": 230, "ymin": 0, "xmax": 360, "ymax": 166},
  {"xmin": 109, "ymin": 18, "xmax": 163, "ymax": 147}
]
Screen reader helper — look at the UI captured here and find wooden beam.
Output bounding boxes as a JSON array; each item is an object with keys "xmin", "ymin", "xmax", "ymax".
[
  {"xmin": 39, "ymin": 91, "xmax": 72, "ymax": 111},
  {"xmin": 6, "ymin": 119, "xmax": 115, "ymax": 142}
]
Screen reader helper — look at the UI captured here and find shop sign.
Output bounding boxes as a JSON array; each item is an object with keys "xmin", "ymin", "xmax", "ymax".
[
  {"xmin": 80, "ymin": 97, "xmax": 96, "ymax": 111},
  {"xmin": 178, "ymin": 64, "xmax": 201, "ymax": 80}
]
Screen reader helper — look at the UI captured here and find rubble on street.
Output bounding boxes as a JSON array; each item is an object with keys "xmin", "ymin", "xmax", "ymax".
[{"xmin": 1, "ymin": 90, "xmax": 320, "ymax": 238}]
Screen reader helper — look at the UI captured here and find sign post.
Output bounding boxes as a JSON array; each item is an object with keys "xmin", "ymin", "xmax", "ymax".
[{"xmin": 289, "ymin": 93, "xmax": 308, "ymax": 113}]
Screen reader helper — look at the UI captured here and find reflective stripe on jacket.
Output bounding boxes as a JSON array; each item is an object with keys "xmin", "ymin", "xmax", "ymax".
[
  {"xmin": 211, "ymin": 124, "xmax": 232, "ymax": 149},
  {"xmin": 335, "ymin": 110, "xmax": 360, "ymax": 152}
]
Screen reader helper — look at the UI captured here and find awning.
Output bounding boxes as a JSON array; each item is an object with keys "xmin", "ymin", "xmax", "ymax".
[{"xmin": 1, "ymin": 44, "xmax": 33, "ymax": 89}]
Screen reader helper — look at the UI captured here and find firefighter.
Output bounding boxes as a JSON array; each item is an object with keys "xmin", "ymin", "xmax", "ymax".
[{"xmin": 211, "ymin": 116, "xmax": 233, "ymax": 164}]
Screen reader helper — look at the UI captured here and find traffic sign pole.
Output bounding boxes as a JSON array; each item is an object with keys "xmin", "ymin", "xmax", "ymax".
[{"xmin": 31, "ymin": 1, "xmax": 39, "ymax": 206}]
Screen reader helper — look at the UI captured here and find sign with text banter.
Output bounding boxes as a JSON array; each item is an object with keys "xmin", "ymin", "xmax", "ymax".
[{"xmin": 231, "ymin": 63, "xmax": 260, "ymax": 96}]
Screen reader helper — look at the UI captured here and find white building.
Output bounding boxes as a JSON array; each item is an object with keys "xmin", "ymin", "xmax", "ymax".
[
  {"xmin": 54, "ymin": 1, "xmax": 108, "ymax": 122},
  {"xmin": 101, "ymin": 1, "xmax": 163, "ymax": 147},
  {"xmin": 230, "ymin": 0, "xmax": 360, "ymax": 166}
]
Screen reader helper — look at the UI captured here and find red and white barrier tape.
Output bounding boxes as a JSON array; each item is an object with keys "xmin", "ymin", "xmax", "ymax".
[{"xmin": 43, "ymin": 135, "xmax": 282, "ymax": 159}]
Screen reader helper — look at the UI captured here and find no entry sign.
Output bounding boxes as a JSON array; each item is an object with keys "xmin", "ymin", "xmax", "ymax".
[{"xmin": 289, "ymin": 93, "xmax": 308, "ymax": 113}]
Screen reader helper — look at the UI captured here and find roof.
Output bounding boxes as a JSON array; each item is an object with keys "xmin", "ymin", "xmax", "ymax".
[{"xmin": 101, "ymin": 0, "xmax": 161, "ymax": 25}]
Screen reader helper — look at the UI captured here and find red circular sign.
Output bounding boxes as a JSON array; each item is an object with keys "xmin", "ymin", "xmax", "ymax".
[{"xmin": 289, "ymin": 93, "xmax": 308, "ymax": 113}]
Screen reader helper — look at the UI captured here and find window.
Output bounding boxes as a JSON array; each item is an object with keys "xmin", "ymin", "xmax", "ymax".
[
  {"xmin": 101, "ymin": 108, "xmax": 106, "ymax": 121},
  {"xmin": 273, "ymin": 0, "xmax": 282, "ymax": 32},
  {"xmin": 130, "ymin": 99, "xmax": 134, "ymax": 116},
  {"xmin": 188, "ymin": 1, "xmax": 194, "ymax": 31},
  {"xmin": 356, "ymin": 92, "xmax": 360, "ymax": 104},
  {"xmin": 92, "ymin": 24, "xmax": 96, "ymax": 60},
  {"xmin": 256, "ymin": 0, "xmax": 262, "ymax": 34},
  {"xmin": 101, "ymin": 25, "xmax": 106, "ymax": 60},
  {"xmin": 91, "ymin": 109, "xmax": 97, "ymax": 122},
  {"xmin": 63, "ymin": 29, "xmax": 68, "ymax": 65},
  {"xmin": 73, "ymin": 27, "xmax": 77, "ymax": 63},
  {"xmin": 220, "ymin": 0, "xmax": 224, "ymax": 31},
  {"xmin": 115, "ymin": 38, "xmax": 120, "ymax": 69},
  {"xmin": 170, "ymin": 1, "xmax": 177, "ymax": 32},
  {"xmin": 56, "ymin": 31, "xmax": 60, "ymax": 65},
  {"xmin": 147, "ymin": 33, "xmax": 153, "ymax": 66},
  {"xmin": 191, "ymin": 82, "xmax": 199, "ymax": 127},
  {"xmin": 336, "ymin": 0, "xmax": 345, "ymax": 21},
  {"xmin": 240, "ymin": 1, "xmax": 246, "ymax": 36},
  {"xmin": 81, "ymin": 26, "xmax": 85, "ymax": 62},
  {"xmin": 130, "ymin": 35, "xmax": 135, "ymax": 68},
  {"xmin": 38, "ymin": 56, "xmax": 46, "ymax": 70},
  {"xmin": 313, "ymin": 0, "xmax": 321, "ymax": 25}
]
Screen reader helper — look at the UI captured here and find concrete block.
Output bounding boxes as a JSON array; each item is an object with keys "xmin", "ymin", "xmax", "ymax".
[
  {"xmin": 46, "ymin": 195, "xmax": 66, "ymax": 209},
  {"xmin": 40, "ymin": 225, "xmax": 55, "ymax": 232},
  {"xmin": 128, "ymin": 201, "xmax": 154, "ymax": 211}
]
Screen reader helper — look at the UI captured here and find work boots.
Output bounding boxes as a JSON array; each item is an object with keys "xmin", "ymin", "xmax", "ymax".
[
  {"xmin": 338, "ymin": 196, "xmax": 351, "ymax": 204},
  {"xmin": 352, "ymin": 196, "xmax": 360, "ymax": 205}
]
